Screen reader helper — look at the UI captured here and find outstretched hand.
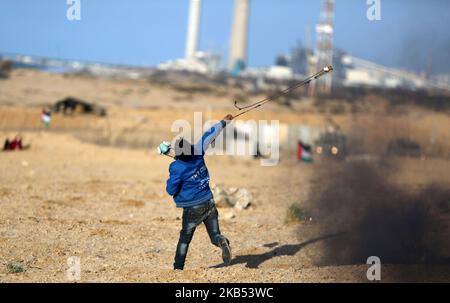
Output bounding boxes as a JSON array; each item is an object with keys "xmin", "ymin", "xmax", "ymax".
[{"xmin": 223, "ymin": 114, "xmax": 234, "ymax": 122}]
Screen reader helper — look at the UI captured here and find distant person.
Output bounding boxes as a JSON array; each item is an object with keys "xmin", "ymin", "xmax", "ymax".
[
  {"xmin": 3, "ymin": 134, "xmax": 29, "ymax": 151},
  {"xmin": 41, "ymin": 108, "xmax": 52, "ymax": 128},
  {"xmin": 163, "ymin": 114, "xmax": 234, "ymax": 270},
  {"xmin": 3, "ymin": 138, "xmax": 10, "ymax": 151},
  {"xmin": 9, "ymin": 134, "xmax": 22, "ymax": 150}
]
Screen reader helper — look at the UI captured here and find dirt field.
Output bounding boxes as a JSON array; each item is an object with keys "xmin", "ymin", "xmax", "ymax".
[{"xmin": 1, "ymin": 70, "xmax": 450, "ymax": 282}]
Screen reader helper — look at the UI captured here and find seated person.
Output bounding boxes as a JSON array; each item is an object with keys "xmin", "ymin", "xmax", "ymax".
[{"xmin": 3, "ymin": 134, "xmax": 29, "ymax": 151}]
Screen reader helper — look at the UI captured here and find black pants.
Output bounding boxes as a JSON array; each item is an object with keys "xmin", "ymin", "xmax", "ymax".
[{"xmin": 174, "ymin": 199, "xmax": 223, "ymax": 270}]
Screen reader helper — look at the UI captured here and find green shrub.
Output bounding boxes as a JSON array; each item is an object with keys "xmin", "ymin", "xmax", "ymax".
[
  {"xmin": 285, "ymin": 203, "xmax": 310, "ymax": 223},
  {"xmin": 6, "ymin": 262, "xmax": 24, "ymax": 274}
]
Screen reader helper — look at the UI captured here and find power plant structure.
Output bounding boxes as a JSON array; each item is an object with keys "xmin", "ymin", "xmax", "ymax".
[
  {"xmin": 228, "ymin": 0, "xmax": 251, "ymax": 73},
  {"xmin": 159, "ymin": 0, "xmax": 220, "ymax": 74},
  {"xmin": 182, "ymin": 0, "xmax": 251, "ymax": 74},
  {"xmin": 310, "ymin": 0, "xmax": 335, "ymax": 95},
  {"xmin": 161, "ymin": 0, "xmax": 251, "ymax": 75},
  {"xmin": 156, "ymin": 0, "xmax": 450, "ymax": 93},
  {"xmin": 185, "ymin": 0, "xmax": 202, "ymax": 60}
]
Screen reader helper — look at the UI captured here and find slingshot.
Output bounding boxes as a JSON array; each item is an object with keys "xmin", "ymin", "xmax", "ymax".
[{"xmin": 232, "ymin": 65, "xmax": 333, "ymax": 118}]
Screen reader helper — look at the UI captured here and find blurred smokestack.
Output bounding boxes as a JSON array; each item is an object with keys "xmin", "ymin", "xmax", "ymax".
[
  {"xmin": 228, "ymin": 0, "xmax": 250, "ymax": 71},
  {"xmin": 185, "ymin": 0, "xmax": 202, "ymax": 59},
  {"xmin": 310, "ymin": 0, "xmax": 334, "ymax": 95}
]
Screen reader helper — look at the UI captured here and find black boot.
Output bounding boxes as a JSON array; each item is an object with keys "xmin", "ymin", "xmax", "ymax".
[{"xmin": 218, "ymin": 236, "xmax": 232, "ymax": 265}]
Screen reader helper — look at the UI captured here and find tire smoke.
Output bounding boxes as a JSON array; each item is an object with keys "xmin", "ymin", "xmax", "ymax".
[{"xmin": 309, "ymin": 161, "xmax": 450, "ymax": 266}]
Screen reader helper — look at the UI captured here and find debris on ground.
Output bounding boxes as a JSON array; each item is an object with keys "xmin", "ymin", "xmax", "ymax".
[
  {"xmin": 52, "ymin": 97, "xmax": 107, "ymax": 116},
  {"xmin": 145, "ymin": 248, "xmax": 161, "ymax": 254},
  {"xmin": 211, "ymin": 185, "xmax": 253, "ymax": 209},
  {"xmin": 222, "ymin": 212, "xmax": 236, "ymax": 220}
]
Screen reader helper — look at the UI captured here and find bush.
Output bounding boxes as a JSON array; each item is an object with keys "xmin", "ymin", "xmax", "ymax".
[
  {"xmin": 285, "ymin": 203, "xmax": 310, "ymax": 223},
  {"xmin": 6, "ymin": 262, "xmax": 24, "ymax": 274}
]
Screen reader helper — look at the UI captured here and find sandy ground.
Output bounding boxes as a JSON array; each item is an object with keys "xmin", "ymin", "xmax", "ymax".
[
  {"xmin": 1, "ymin": 70, "xmax": 450, "ymax": 282},
  {"xmin": 1, "ymin": 131, "xmax": 448, "ymax": 283},
  {"xmin": 0, "ymin": 131, "xmax": 323, "ymax": 282}
]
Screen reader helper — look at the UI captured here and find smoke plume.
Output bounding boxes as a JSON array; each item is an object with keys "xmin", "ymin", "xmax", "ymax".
[{"xmin": 309, "ymin": 161, "xmax": 450, "ymax": 266}]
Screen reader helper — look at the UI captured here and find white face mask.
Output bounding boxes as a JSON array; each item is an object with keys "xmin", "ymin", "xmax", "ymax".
[{"xmin": 157, "ymin": 141, "xmax": 171, "ymax": 155}]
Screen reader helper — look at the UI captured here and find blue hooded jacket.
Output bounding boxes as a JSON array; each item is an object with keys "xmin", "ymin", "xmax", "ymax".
[{"xmin": 166, "ymin": 120, "xmax": 226, "ymax": 208}]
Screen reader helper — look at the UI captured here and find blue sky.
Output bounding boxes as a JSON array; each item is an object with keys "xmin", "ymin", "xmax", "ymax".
[{"xmin": 0, "ymin": 0, "xmax": 449, "ymax": 73}]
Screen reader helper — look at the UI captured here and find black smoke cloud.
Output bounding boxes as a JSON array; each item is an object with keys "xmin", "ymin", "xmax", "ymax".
[{"xmin": 308, "ymin": 161, "xmax": 450, "ymax": 266}]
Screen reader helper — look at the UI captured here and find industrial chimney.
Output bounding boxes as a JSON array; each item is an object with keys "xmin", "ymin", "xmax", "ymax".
[
  {"xmin": 185, "ymin": 0, "xmax": 202, "ymax": 60},
  {"xmin": 311, "ymin": 0, "xmax": 335, "ymax": 95},
  {"xmin": 228, "ymin": 0, "xmax": 250, "ymax": 72}
]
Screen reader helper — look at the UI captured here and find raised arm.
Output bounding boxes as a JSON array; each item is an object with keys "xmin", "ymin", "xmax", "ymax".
[{"xmin": 194, "ymin": 114, "xmax": 233, "ymax": 155}]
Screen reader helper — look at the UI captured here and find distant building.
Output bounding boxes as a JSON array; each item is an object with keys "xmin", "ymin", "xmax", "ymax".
[
  {"xmin": 158, "ymin": 51, "xmax": 221, "ymax": 74},
  {"xmin": 265, "ymin": 66, "xmax": 294, "ymax": 80},
  {"xmin": 228, "ymin": 0, "xmax": 251, "ymax": 73},
  {"xmin": 343, "ymin": 69, "xmax": 384, "ymax": 88},
  {"xmin": 158, "ymin": 0, "xmax": 220, "ymax": 75},
  {"xmin": 341, "ymin": 55, "xmax": 431, "ymax": 90},
  {"xmin": 185, "ymin": 0, "xmax": 202, "ymax": 60}
]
